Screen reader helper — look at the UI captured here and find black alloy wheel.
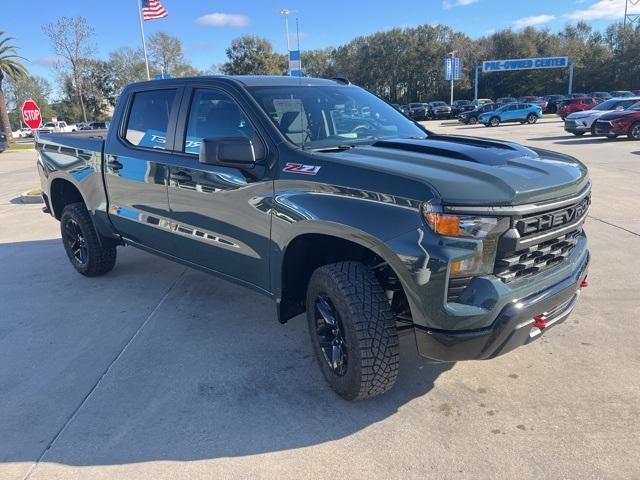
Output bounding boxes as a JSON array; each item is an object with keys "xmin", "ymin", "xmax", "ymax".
[
  {"xmin": 314, "ymin": 294, "xmax": 348, "ymax": 376},
  {"xmin": 63, "ymin": 217, "xmax": 88, "ymax": 265}
]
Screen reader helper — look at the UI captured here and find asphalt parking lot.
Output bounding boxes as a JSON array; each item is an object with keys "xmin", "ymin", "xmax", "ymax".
[{"xmin": 1, "ymin": 117, "xmax": 639, "ymax": 479}]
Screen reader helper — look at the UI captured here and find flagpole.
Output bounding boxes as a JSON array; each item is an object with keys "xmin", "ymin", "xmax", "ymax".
[{"xmin": 137, "ymin": 0, "xmax": 151, "ymax": 80}]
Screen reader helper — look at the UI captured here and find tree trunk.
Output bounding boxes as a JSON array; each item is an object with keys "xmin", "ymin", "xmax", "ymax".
[
  {"xmin": 0, "ymin": 86, "xmax": 14, "ymax": 144},
  {"xmin": 74, "ymin": 70, "xmax": 88, "ymax": 123}
]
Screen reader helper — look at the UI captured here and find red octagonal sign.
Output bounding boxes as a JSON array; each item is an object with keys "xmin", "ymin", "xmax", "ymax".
[{"xmin": 22, "ymin": 99, "xmax": 42, "ymax": 130}]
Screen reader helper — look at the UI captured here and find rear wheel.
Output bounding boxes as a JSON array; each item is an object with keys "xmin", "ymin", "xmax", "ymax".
[
  {"xmin": 61, "ymin": 203, "xmax": 117, "ymax": 276},
  {"xmin": 628, "ymin": 122, "xmax": 640, "ymax": 140},
  {"xmin": 468, "ymin": 116, "xmax": 478, "ymax": 125},
  {"xmin": 306, "ymin": 261, "xmax": 399, "ymax": 401},
  {"xmin": 527, "ymin": 114, "xmax": 538, "ymax": 124},
  {"xmin": 489, "ymin": 116, "xmax": 500, "ymax": 127}
]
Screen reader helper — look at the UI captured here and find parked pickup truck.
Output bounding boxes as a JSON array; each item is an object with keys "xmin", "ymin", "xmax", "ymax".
[
  {"xmin": 38, "ymin": 121, "xmax": 78, "ymax": 134},
  {"xmin": 37, "ymin": 76, "xmax": 591, "ymax": 400}
]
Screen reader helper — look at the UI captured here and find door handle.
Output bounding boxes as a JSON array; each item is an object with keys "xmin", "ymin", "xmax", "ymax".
[
  {"xmin": 107, "ymin": 158, "xmax": 123, "ymax": 171},
  {"xmin": 170, "ymin": 171, "xmax": 192, "ymax": 183}
]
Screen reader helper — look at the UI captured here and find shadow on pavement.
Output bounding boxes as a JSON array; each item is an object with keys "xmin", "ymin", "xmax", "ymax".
[{"xmin": 0, "ymin": 239, "xmax": 452, "ymax": 468}]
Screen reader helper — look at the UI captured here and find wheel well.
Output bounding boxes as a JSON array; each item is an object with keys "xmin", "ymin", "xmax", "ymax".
[
  {"xmin": 50, "ymin": 179, "xmax": 84, "ymax": 220},
  {"xmin": 278, "ymin": 234, "xmax": 410, "ymax": 324}
]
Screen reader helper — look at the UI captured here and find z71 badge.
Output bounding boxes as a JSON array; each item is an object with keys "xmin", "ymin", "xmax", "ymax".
[{"xmin": 283, "ymin": 163, "xmax": 321, "ymax": 175}]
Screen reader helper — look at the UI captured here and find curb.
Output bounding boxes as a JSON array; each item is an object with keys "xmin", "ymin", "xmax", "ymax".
[{"xmin": 19, "ymin": 191, "xmax": 44, "ymax": 204}]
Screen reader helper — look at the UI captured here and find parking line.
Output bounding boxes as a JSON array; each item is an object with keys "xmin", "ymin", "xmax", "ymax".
[{"xmin": 22, "ymin": 267, "xmax": 188, "ymax": 480}]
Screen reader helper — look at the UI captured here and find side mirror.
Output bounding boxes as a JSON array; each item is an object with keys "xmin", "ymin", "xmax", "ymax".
[{"xmin": 199, "ymin": 137, "xmax": 266, "ymax": 167}]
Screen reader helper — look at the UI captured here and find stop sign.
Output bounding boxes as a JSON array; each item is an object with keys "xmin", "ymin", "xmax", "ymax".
[{"xmin": 22, "ymin": 99, "xmax": 42, "ymax": 130}]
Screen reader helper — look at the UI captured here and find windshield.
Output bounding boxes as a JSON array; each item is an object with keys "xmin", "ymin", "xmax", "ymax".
[
  {"xmin": 431, "ymin": 102, "xmax": 447, "ymax": 107},
  {"xmin": 248, "ymin": 85, "xmax": 427, "ymax": 149},
  {"xmin": 630, "ymin": 102, "xmax": 640, "ymax": 111},
  {"xmin": 594, "ymin": 99, "xmax": 636, "ymax": 111}
]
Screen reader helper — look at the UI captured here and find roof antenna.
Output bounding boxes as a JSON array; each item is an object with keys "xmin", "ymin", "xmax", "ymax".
[{"xmin": 332, "ymin": 74, "xmax": 350, "ymax": 85}]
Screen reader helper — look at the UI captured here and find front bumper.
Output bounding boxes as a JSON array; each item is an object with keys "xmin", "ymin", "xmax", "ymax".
[
  {"xmin": 414, "ymin": 250, "xmax": 589, "ymax": 362},
  {"xmin": 565, "ymin": 119, "xmax": 591, "ymax": 134}
]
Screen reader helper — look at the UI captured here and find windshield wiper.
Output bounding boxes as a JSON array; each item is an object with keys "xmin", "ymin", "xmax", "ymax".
[{"xmin": 310, "ymin": 144, "xmax": 357, "ymax": 152}]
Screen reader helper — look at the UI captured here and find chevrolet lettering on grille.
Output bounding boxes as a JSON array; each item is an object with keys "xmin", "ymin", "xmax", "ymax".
[{"xmin": 516, "ymin": 197, "xmax": 590, "ymax": 236}]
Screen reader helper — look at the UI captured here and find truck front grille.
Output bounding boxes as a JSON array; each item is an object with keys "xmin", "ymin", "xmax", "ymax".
[{"xmin": 494, "ymin": 229, "xmax": 582, "ymax": 283}]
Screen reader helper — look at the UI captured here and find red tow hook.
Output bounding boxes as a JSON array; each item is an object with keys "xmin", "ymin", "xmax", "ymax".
[
  {"xmin": 533, "ymin": 315, "xmax": 547, "ymax": 329},
  {"xmin": 580, "ymin": 278, "xmax": 589, "ymax": 288}
]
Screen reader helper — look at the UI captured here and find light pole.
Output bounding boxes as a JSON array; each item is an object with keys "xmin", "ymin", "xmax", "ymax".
[
  {"xmin": 449, "ymin": 50, "xmax": 457, "ymax": 106},
  {"xmin": 280, "ymin": 8, "xmax": 291, "ymax": 52}
]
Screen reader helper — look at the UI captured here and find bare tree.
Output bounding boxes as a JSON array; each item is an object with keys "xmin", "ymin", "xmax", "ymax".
[{"xmin": 42, "ymin": 16, "xmax": 95, "ymax": 123}]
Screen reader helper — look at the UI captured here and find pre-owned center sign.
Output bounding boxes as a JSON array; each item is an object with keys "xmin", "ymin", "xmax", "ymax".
[{"xmin": 482, "ymin": 56, "xmax": 569, "ymax": 73}]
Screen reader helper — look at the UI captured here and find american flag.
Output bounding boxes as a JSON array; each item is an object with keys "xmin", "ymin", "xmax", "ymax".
[{"xmin": 141, "ymin": 0, "xmax": 168, "ymax": 21}]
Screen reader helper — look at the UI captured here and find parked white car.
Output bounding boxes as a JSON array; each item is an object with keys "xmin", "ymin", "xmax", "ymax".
[
  {"xmin": 564, "ymin": 97, "xmax": 640, "ymax": 135},
  {"xmin": 12, "ymin": 127, "xmax": 32, "ymax": 138},
  {"xmin": 38, "ymin": 121, "xmax": 78, "ymax": 134}
]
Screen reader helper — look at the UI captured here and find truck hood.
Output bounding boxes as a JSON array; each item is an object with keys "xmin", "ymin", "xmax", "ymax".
[{"xmin": 326, "ymin": 136, "xmax": 589, "ymax": 206}]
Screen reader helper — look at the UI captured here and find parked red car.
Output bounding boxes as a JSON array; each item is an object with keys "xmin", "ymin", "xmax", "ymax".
[
  {"xmin": 594, "ymin": 101, "xmax": 640, "ymax": 139},
  {"xmin": 556, "ymin": 97, "xmax": 597, "ymax": 120}
]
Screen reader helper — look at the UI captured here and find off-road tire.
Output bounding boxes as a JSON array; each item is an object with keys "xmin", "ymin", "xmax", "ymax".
[
  {"xmin": 306, "ymin": 261, "xmax": 399, "ymax": 401},
  {"xmin": 628, "ymin": 122, "xmax": 640, "ymax": 140},
  {"xmin": 61, "ymin": 202, "xmax": 117, "ymax": 276}
]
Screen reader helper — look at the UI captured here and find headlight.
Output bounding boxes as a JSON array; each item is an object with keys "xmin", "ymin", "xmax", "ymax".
[{"xmin": 422, "ymin": 202, "xmax": 510, "ymax": 278}]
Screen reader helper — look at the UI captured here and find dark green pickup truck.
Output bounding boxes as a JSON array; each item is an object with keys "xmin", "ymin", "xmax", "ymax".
[{"xmin": 36, "ymin": 76, "xmax": 590, "ymax": 400}]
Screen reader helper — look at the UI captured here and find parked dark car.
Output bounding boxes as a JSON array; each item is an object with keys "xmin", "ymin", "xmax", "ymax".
[
  {"xmin": 35, "ymin": 75, "xmax": 591, "ymax": 400},
  {"xmin": 408, "ymin": 102, "xmax": 429, "ymax": 120},
  {"xmin": 458, "ymin": 103, "xmax": 498, "ymax": 124},
  {"xmin": 89, "ymin": 121, "xmax": 110, "ymax": 130},
  {"xmin": 0, "ymin": 131, "xmax": 7, "ymax": 153},
  {"xmin": 594, "ymin": 101, "xmax": 640, "ymax": 139},
  {"xmin": 544, "ymin": 94, "xmax": 567, "ymax": 114},
  {"xmin": 428, "ymin": 101, "xmax": 452, "ymax": 119},
  {"xmin": 610, "ymin": 90, "xmax": 634, "ymax": 98},
  {"xmin": 557, "ymin": 97, "xmax": 597, "ymax": 120},
  {"xmin": 518, "ymin": 96, "xmax": 548, "ymax": 112},
  {"xmin": 450, "ymin": 100, "xmax": 475, "ymax": 117},
  {"xmin": 496, "ymin": 97, "xmax": 517, "ymax": 106}
]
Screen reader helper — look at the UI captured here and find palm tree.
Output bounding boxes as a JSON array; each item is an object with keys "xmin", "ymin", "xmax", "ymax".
[{"xmin": 0, "ymin": 32, "xmax": 28, "ymax": 143}]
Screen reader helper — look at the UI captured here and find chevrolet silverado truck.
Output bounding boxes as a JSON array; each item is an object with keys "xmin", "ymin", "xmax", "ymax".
[{"xmin": 36, "ymin": 76, "xmax": 591, "ymax": 400}]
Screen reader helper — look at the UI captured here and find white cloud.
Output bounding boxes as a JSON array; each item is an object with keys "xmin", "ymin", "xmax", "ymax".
[
  {"xmin": 565, "ymin": 0, "xmax": 639, "ymax": 21},
  {"xmin": 513, "ymin": 14, "xmax": 556, "ymax": 29},
  {"xmin": 195, "ymin": 13, "xmax": 250, "ymax": 28},
  {"xmin": 443, "ymin": 0, "xmax": 479, "ymax": 10}
]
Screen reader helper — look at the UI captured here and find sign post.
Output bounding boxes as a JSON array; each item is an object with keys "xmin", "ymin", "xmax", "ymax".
[
  {"xmin": 445, "ymin": 54, "xmax": 462, "ymax": 105},
  {"xmin": 21, "ymin": 99, "xmax": 42, "ymax": 132}
]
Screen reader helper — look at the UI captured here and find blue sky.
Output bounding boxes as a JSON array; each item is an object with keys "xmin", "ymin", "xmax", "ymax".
[{"xmin": 4, "ymin": 0, "xmax": 638, "ymax": 86}]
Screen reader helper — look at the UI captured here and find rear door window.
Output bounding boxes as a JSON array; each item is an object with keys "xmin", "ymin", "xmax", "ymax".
[{"xmin": 124, "ymin": 89, "xmax": 177, "ymax": 150}]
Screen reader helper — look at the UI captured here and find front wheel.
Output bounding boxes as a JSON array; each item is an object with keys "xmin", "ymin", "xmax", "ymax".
[
  {"xmin": 489, "ymin": 117, "xmax": 500, "ymax": 127},
  {"xmin": 527, "ymin": 114, "xmax": 538, "ymax": 124},
  {"xmin": 628, "ymin": 122, "xmax": 640, "ymax": 140},
  {"xmin": 61, "ymin": 203, "xmax": 117, "ymax": 276},
  {"xmin": 306, "ymin": 261, "xmax": 399, "ymax": 401},
  {"xmin": 468, "ymin": 116, "xmax": 478, "ymax": 125}
]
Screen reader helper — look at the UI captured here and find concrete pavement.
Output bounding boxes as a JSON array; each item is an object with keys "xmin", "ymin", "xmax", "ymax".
[{"xmin": 1, "ymin": 119, "xmax": 639, "ymax": 479}]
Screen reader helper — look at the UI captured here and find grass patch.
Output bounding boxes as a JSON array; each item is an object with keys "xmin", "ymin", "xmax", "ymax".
[{"xmin": 8, "ymin": 142, "xmax": 35, "ymax": 151}]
